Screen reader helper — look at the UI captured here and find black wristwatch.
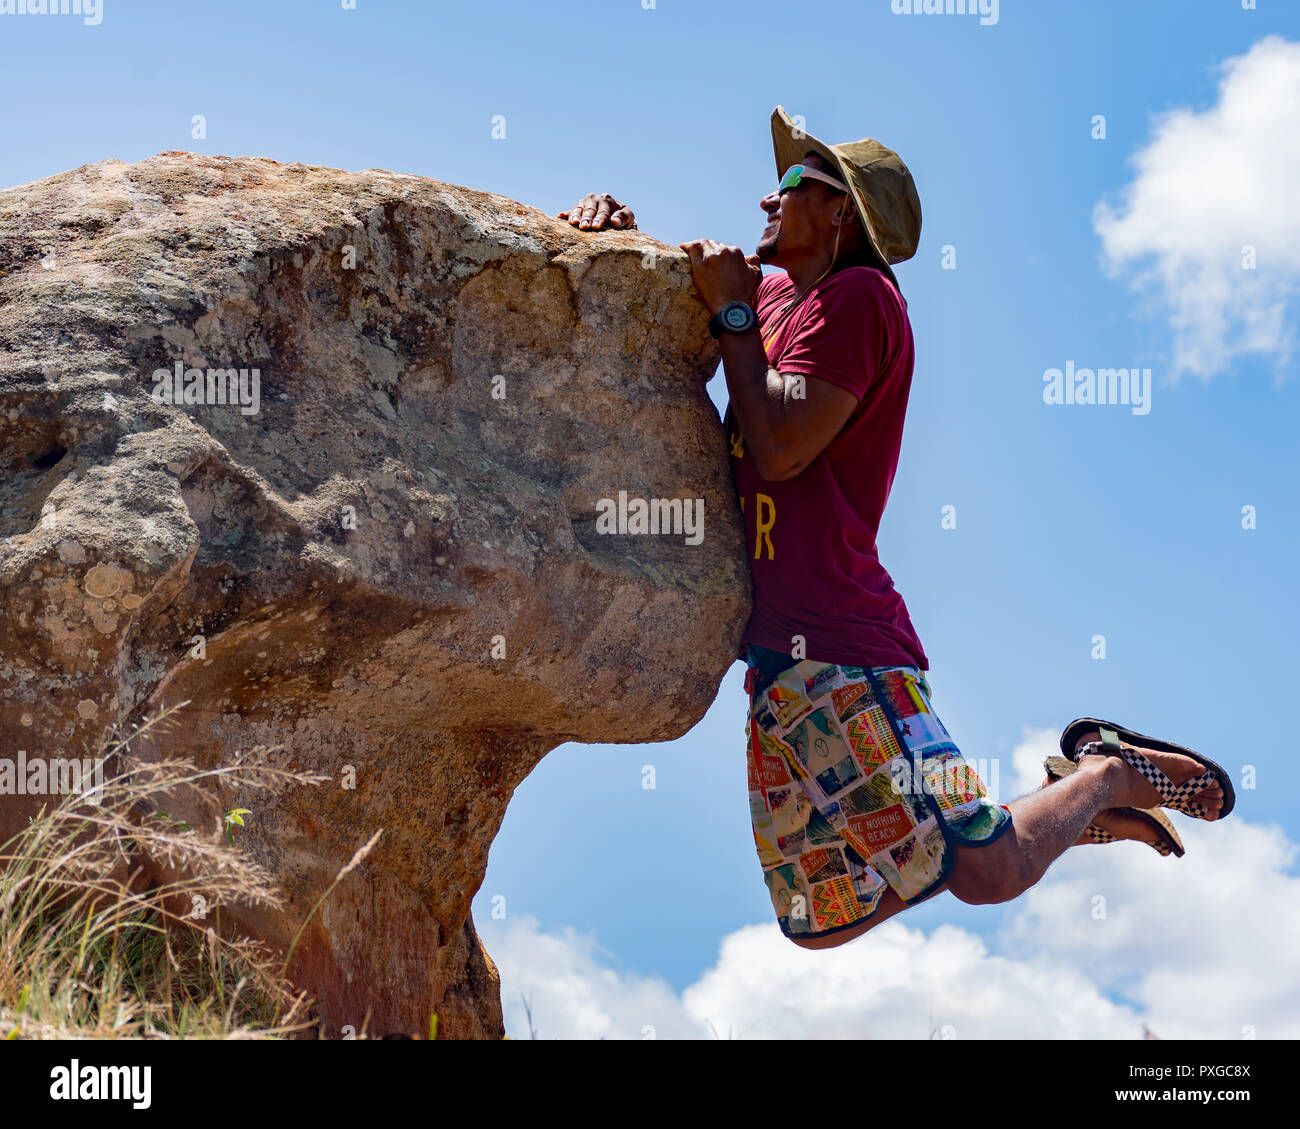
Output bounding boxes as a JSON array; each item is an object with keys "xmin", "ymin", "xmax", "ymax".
[{"xmin": 708, "ymin": 301, "xmax": 757, "ymax": 338}]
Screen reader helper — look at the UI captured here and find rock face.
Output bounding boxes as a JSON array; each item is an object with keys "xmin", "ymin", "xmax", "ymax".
[{"xmin": 0, "ymin": 152, "xmax": 749, "ymax": 1037}]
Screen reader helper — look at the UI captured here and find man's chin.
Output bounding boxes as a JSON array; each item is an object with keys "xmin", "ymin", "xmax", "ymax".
[{"xmin": 755, "ymin": 237, "xmax": 779, "ymax": 264}]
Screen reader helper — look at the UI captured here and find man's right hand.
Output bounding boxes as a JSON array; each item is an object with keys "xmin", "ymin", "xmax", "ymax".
[{"xmin": 558, "ymin": 192, "xmax": 636, "ymax": 231}]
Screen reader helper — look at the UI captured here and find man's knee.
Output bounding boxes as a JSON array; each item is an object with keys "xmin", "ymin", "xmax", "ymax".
[{"xmin": 947, "ymin": 847, "xmax": 1025, "ymax": 906}]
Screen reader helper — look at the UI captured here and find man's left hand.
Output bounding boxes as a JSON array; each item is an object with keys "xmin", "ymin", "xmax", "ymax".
[{"xmin": 679, "ymin": 239, "xmax": 762, "ymax": 317}]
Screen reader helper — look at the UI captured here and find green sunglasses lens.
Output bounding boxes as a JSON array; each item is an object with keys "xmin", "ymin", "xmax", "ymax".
[{"xmin": 778, "ymin": 165, "xmax": 805, "ymax": 193}]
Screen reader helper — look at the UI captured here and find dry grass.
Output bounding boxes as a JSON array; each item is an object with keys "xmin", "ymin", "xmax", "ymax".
[{"xmin": 0, "ymin": 704, "xmax": 337, "ymax": 1039}]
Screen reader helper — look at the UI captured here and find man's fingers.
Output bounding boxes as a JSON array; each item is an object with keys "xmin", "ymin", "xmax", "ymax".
[
  {"xmin": 680, "ymin": 240, "xmax": 743, "ymax": 262},
  {"xmin": 563, "ymin": 193, "xmax": 634, "ymax": 232}
]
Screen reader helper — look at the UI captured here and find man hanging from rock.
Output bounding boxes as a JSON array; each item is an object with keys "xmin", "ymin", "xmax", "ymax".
[{"xmin": 557, "ymin": 106, "xmax": 1233, "ymax": 948}]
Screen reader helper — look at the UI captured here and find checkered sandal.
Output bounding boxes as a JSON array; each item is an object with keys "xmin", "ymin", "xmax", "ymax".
[
  {"xmin": 1043, "ymin": 755, "xmax": 1184, "ymax": 857},
  {"xmin": 1061, "ymin": 718, "xmax": 1235, "ymax": 822}
]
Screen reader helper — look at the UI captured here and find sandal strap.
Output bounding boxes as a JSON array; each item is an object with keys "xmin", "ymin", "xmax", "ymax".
[
  {"xmin": 1088, "ymin": 818, "xmax": 1178, "ymax": 856},
  {"xmin": 1073, "ymin": 739, "xmax": 1108, "ymax": 764},
  {"xmin": 1075, "ymin": 739, "xmax": 1217, "ymax": 816},
  {"xmin": 1116, "ymin": 744, "xmax": 1177, "ymax": 802}
]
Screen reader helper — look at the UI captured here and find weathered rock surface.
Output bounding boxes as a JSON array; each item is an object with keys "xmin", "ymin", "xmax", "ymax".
[{"xmin": 0, "ymin": 152, "xmax": 748, "ymax": 1037}]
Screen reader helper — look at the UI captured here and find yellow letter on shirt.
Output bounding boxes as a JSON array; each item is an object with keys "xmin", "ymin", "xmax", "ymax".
[{"xmin": 754, "ymin": 493, "xmax": 776, "ymax": 560}]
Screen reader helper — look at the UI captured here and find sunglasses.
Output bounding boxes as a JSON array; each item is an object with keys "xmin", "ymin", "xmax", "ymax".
[{"xmin": 778, "ymin": 163, "xmax": 850, "ymax": 195}]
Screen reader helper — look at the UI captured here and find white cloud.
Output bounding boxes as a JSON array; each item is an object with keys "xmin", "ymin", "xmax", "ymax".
[
  {"xmin": 1094, "ymin": 35, "xmax": 1300, "ymax": 380},
  {"xmin": 1008, "ymin": 725, "xmax": 1061, "ymax": 798},
  {"xmin": 680, "ymin": 919, "xmax": 1139, "ymax": 1040},
  {"xmin": 478, "ymin": 915, "xmax": 711, "ymax": 1040},
  {"xmin": 1004, "ymin": 814, "xmax": 1300, "ymax": 1039},
  {"xmin": 482, "ymin": 807, "xmax": 1300, "ymax": 1039}
]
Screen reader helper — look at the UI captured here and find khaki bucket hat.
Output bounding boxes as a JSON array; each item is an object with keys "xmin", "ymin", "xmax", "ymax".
[{"xmin": 770, "ymin": 105, "xmax": 922, "ymax": 287}]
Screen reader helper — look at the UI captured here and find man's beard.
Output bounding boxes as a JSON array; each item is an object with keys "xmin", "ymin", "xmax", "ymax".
[{"xmin": 755, "ymin": 232, "xmax": 778, "ymax": 262}]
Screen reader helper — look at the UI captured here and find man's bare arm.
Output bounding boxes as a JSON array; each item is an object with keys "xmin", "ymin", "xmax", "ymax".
[
  {"xmin": 562, "ymin": 218, "xmax": 854, "ymax": 479},
  {"xmin": 717, "ymin": 326, "xmax": 858, "ymax": 482},
  {"xmin": 679, "ymin": 238, "xmax": 857, "ymax": 482}
]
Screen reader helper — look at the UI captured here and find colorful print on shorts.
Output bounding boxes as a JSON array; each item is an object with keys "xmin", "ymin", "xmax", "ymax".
[{"xmin": 746, "ymin": 657, "xmax": 1011, "ymax": 939}]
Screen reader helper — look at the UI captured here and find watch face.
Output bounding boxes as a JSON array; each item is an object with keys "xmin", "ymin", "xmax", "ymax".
[{"xmin": 723, "ymin": 304, "xmax": 753, "ymax": 331}]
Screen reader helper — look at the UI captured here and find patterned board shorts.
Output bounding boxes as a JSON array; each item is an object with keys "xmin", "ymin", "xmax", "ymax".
[{"xmin": 745, "ymin": 654, "xmax": 1012, "ymax": 941}]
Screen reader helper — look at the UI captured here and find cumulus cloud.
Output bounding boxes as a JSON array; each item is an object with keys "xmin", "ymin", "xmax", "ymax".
[
  {"xmin": 482, "ymin": 809, "xmax": 1299, "ymax": 1039},
  {"xmin": 1094, "ymin": 36, "xmax": 1300, "ymax": 380},
  {"xmin": 1008, "ymin": 725, "xmax": 1062, "ymax": 798},
  {"xmin": 477, "ymin": 915, "xmax": 712, "ymax": 1040},
  {"xmin": 480, "ymin": 912, "xmax": 1139, "ymax": 1040},
  {"xmin": 680, "ymin": 919, "xmax": 1139, "ymax": 1040},
  {"xmin": 1005, "ymin": 815, "xmax": 1300, "ymax": 1039}
]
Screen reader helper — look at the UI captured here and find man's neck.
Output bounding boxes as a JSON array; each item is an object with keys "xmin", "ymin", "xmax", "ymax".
[{"xmin": 780, "ymin": 247, "xmax": 837, "ymax": 299}]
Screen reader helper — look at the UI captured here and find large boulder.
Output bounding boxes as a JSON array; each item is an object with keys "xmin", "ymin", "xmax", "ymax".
[{"xmin": 0, "ymin": 152, "xmax": 748, "ymax": 1037}]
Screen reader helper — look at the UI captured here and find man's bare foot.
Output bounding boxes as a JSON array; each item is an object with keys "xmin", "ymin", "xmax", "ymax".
[
  {"xmin": 1039, "ymin": 771, "xmax": 1173, "ymax": 848},
  {"xmin": 1073, "ymin": 730, "xmax": 1225, "ymax": 818}
]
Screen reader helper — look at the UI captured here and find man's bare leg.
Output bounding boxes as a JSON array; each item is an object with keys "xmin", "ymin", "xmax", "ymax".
[
  {"xmin": 791, "ymin": 757, "xmax": 1128, "ymax": 948},
  {"xmin": 1036, "ymin": 774, "xmax": 1167, "ymax": 849},
  {"xmin": 946, "ymin": 729, "xmax": 1224, "ymax": 906},
  {"xmin": 790, "ymin": 729, "xmax": 1227, "ymax": 946}
]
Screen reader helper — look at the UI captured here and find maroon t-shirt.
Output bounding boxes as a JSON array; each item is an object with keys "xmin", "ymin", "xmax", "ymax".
[{"xmin": 725, "ymin": 265, "xmax": 929, "ymax": 670}]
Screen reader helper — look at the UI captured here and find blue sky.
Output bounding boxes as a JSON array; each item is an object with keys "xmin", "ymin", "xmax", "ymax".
[{"xmin": 6, "ymin": 0, "xmax": 1297, "ymax": 1038}]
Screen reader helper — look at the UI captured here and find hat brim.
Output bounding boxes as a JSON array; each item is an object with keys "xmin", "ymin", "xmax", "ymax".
[{"xmin": 770, "ymin": 105, "xmax": 900, "ymax": 289}]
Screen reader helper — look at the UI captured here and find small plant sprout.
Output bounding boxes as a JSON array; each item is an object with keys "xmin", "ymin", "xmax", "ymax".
[{"xmin": 224, "ymin": 808, "xmax": 253, "ymax": 847}]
